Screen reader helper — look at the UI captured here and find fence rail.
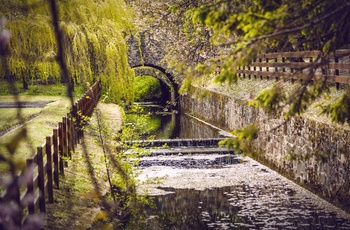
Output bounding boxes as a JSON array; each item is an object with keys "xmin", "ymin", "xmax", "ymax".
[
  {"xmin": 0, "ymin": 80, "xmax": 101, "ymax": 223},
  {"xmin": 237, "ymin": 49, "xmax": 350, "ymax": 88}
]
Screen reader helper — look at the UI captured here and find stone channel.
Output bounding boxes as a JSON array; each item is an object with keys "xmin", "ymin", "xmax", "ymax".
[{"xmin": 136, "ymin": 152, "xmax": 350, "ymax": 229}]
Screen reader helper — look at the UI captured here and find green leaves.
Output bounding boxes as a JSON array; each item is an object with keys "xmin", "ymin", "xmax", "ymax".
[
  {"xmin": 249, "ymin": 83, "xmax": 285, "ymax": 115},
  {"xmin": 133, "ymin": 75, "xmax": 162, "ymax": 102},
  {"xmin": 219, "ymin": 123, "xmax": 259, "ymax": 153},
  {"xmin": 2, "ymin": 0, "xmax": 135, "ymax": 104},
  {"xmin": 319, "ymin": 93, "xmax": 350, "ymax": 124}
]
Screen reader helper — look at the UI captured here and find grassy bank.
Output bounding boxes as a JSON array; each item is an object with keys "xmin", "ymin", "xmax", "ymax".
[
  {"xmin": 0, "ymin": 81, "xmax": 85, "ymax": 171},
  {"xmin": 0, "ymin": 96, "xmax": 76, "ymax": 171}
]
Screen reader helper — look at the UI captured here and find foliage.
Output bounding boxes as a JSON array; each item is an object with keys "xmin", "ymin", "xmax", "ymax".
[
  {"xmin": 319, "ymin": 93, "xmax": 350, "ymax": 124},
  {"xmin": 89, "ymin": 108, "xmax": 142, "ymax": 228},
  {"xmin": 131, "ymin": 0, "xmax": 350, "ymax": 124},
  {"xmin": 125, "ymin": 112, "xmax": 161, "ymax": 139},
  {"xmin": 219, "ymin": 123, "xmax": 258, "ymax": 153},
  {"xmin": 249, "ymin": 83, "xmax": 286, "ymax": 116},
  {"xmin": 134, "ymin": 75, "xmax": 162, "ymax": 102},
  {"xmin": 0, "ymin": 0, "xmax": 139, "ymax": 228},
  {"xmin": 130, "ymin": 0, "xmax": 216, "ymax": 85},
  {"xmin": 0, "ymin": 0, "xmax": 135, "ymax": 104}
]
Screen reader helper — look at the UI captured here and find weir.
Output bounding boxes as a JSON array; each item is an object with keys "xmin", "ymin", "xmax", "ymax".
[
  {"xmin": 125, "ymin": 138, "xmax": 234, "ymax": 156},
  {"xmin": 127, "ymin": 138, "xmax": 226, "ymax": 148}
]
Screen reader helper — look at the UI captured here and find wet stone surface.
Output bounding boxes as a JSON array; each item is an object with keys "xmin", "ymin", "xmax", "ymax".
[
  {"xmin": 138, "ymin": 155, "xmax": 240, "ymax": 168},
  {"xmin": 136, "ymin": 154, "xmax": 350, "ymax": 229}
]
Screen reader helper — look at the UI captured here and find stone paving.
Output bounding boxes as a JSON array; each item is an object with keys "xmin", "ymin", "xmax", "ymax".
[{"xmin": 136, "ymin": 154, "xmax": 350, "ymax": 229}]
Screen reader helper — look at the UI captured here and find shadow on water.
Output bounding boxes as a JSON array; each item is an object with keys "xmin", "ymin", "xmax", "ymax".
[{"xmin": 134, "ymin": 185, "xmax": 350, "ymax": 230}]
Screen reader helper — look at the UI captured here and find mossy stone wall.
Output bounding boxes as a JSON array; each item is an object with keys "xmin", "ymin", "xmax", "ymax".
[{"xmin": 180, "ymin": 86, "xmax": 350, "ymax": 212}]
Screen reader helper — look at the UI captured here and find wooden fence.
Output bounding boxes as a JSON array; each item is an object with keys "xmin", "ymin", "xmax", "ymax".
[
  {"xmin": 0, "ymin": 80, "xmax": 101, "ymax": 223},
  {"xmin": 237, "ymin": 49, "xmax": 350, "ymax": 89}
]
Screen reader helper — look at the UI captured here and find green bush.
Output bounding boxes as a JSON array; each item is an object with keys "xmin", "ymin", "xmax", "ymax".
[{"xmin": 134, "ymin": 75, "xmax": 162, "ymax": 102}]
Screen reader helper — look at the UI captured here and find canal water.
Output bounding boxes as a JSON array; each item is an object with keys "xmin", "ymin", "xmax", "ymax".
[
  {"xmin": 126, "ymin": 106, "xmax": 229, "ymax": 139},
  {"xmin": 127, "ymin": 106, "xmax": 350, "ymax": 229}
]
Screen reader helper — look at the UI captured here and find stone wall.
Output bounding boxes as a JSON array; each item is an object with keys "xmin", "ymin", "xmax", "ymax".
[
  {"xmin": 127, "ymin": 31, "xmax": 166, "ymax": 68},
  {"xmin": 180, "ymin": 86, "xmax": 350, "ymax": 212}
]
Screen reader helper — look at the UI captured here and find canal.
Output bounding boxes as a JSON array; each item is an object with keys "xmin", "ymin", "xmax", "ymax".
[{"xmin": 126, "ymin": 105, "xmax": 350, "ymax": 229}]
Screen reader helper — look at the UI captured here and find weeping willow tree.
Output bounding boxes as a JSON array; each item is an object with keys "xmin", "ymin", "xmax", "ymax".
[{"xmin": 0, "ymin": 0, "xmax": 135, "ymax": 104}]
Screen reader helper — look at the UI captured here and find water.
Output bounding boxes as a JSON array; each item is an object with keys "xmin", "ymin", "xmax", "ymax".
[
  {"xmin": 142, "ymin": 185, "xmax": 350, "ymax": 230},
  {"xmin": 127, "ymin": 105, "xmax": 350, "ymax": 229},
  {"xmin": 138, "ymin": 155, "xmax": 240, "ymax": 168},
  {"xmin": 126, "ymin": 107, "xmax": 226, "ymax": 139}
]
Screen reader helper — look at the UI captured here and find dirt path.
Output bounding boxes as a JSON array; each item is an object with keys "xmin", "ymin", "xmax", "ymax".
[{"xmin": 44, "ymin": 103, "xmax": 123, "ymax": 229}]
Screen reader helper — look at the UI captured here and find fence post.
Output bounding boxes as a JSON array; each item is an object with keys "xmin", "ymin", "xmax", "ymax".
[
  {"xmin": 58, "ymin": 122, "xmax": 64, "ymax": 176},
  {"xmin": 46, "ymin": 136, "xmax": 54, "ymax": 203},
  {"xmin": 62, "ymin": 117, "xmax": 68, "ymax": 167},
  {"xmin": 274, "ymin": 57, "xmax": 279, "ymax": 81},
  {"xmin": 67, "ymin": 114, "xmax": 73, "ymax": 159},
  {"xmin": 75, "ymin": 101, "xmax": 81, "ymax": 143},
  {"xmin": 83, "ymin": 96, "xmax": 87, "ymax": 116},
  {"xmin": 72, "ymin": 104, "xmax": 78, "ymax": 145},
  {"xmin": 80, "ymin": 100, "xmax": 85, "ymax": 138},
  {"xmin": 53, "ymin": 128, "xmax": 59, "ymax": 188},
  {"xmin": 248, "ymin": 65, "xmax": 251, "ymax": 79},
  {"xmin": 36, "ymin": 146, "xmax": 46, "ymax": 213},
  {"xmin": 335, "ymin": 57, "xmax": 340, "ymax": 90},
  {"xmin": 282, "ymin": 57, "xmax": 286, "ymax": 82},
  {"xmin": 266, "ymin": 57, "xmax": 270, "ymax": 80},
  {"xmin": 253, "ymin": 59, "xmax": 257, "ymax": 79},
  {"xmin": 70, "ymin": 114, "xmax": 75, "ymax": 151},
  {"xmin": 26, "ymin": 158, "xmax": 35, "ymax": 214},
  {"xmin": 259, "ymin": 58, "xmax": 263, "ymax": 80}
]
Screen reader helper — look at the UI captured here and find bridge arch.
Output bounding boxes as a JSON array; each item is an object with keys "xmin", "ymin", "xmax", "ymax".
[{"xmin": 132, "ymin": 65, "xmax": 177, "ymax": 106}]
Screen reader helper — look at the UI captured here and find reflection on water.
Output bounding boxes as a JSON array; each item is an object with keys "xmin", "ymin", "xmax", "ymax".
[
  {"xmin": 126, "ymin": 111, "xmax": 224, "ymax": 140},
  {"xmin": 137, "ymin": 185, "xmax": 350, "ymax": 230},
  {"xmin": 177, "ymin": 114, "xmax": 224, "ymax": 139}
]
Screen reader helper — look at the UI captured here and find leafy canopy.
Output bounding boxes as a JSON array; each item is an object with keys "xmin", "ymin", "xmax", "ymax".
[
  {"xmin": 1, "ymin": 0, "xmax": 136, "ymax": 104},
  {"xmin": 132, "ymin": 0, "xmax": 350, "ymax": 124}
]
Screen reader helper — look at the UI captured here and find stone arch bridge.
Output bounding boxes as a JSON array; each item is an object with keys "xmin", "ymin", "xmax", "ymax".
[{"xmin": 127, "ymin": 31, "xmax": 178, "ymax": 106}]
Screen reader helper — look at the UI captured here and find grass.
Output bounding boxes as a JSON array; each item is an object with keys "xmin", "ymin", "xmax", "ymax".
[
  {"xmin": 0, "ymin": 108, "xmax": 43, "ymax": 133},
  {"xmin": 0, "ymin": 82, "xmax": 147, "ymax": 229},
  {"xmin": 0, "ymin": 96, "xmax": 74, "ymax": 171},
  {"xmin": 0, "ymin": 80, "xmax": 88, "ymax": 96},
  {"xmin": 0, "ymin": 95, "xmax": 64, "ymax": 102},
  {"xmin": 0, "ymin": 81, "xmax": 86, "ymax": 171},
  {"xmin": 44, "ymin": 103, "xmax": 126, "ymax": 229}
]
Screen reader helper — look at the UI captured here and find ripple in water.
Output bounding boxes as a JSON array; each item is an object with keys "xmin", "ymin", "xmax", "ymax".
[{"xmin": 135, "ymin": 184, "xmax": 350, "ymax": 230}]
